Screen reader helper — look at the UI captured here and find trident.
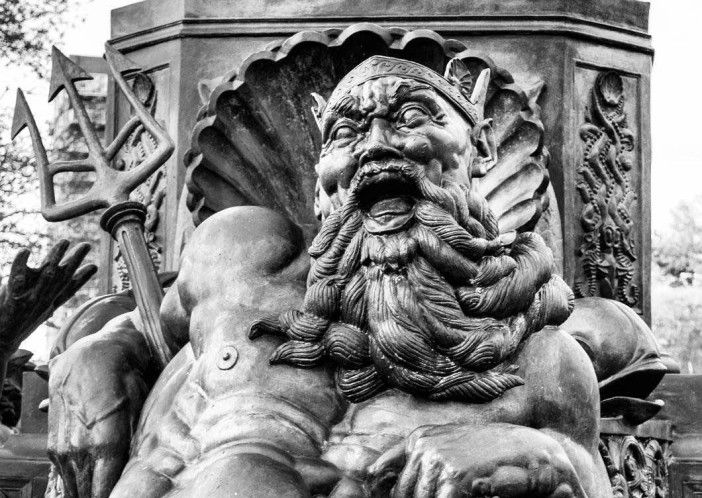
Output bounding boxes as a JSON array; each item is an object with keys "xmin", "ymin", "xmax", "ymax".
[{"xmin": 11, "ymin": 44, "xmax": 175, "ymax": 369}]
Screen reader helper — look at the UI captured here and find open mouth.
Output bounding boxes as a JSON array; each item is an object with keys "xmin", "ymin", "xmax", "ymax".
[{"xmin": 354, "ymin": 162, "xmax": 419, "ymax": 234}]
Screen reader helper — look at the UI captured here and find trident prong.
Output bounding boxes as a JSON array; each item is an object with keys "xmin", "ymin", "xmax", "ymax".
[
  {"xmin": 50, "ymin": 47, "xmax": 106, "ymax": 165},
  {"xmin": 11, "ymin": 88, "xmax": 56, "ymax": 216},
  {"xmin": 12, "ymin": 45, "xmax": 175, "ymax": 369},
  {"xmin": 103, "ymin": 43, "xmax": 174, "ymax": 194}
]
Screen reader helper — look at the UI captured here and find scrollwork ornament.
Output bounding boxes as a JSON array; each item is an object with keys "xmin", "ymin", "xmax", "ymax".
[
  {"xmin": 599, "ymin": 434, "xmax": 670, "ymax": 498},
  {"xmin": 576, "ymin": 71, "xmax": 638, "ymax": 307}
]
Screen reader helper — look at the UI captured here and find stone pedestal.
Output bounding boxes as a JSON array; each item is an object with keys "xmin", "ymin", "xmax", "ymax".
[
  {"xmin": 107, "ymin": 0, "xmax": 653, "ymax": 323},
  {"xmin": 651, "ymin": 374, "xmax": 702, "ymax": 496},
  {"xmin": 0, "ymin": 434, "xmax": 50, "ymax": 497}
]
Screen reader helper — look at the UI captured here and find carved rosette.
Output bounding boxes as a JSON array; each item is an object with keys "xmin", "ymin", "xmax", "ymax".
[
  {"xmin": 599, "ymin": 435, "xmax": 670, "ymax": 498},
  {"xmin": 576, "ymin": 71, "xmax": 638, "ymax": 306},
  {"xmin": 113, "ymin": 73, "xmax": 165, "ymax": 291}
]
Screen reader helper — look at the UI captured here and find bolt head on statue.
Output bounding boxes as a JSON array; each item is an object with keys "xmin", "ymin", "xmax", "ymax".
[{"xmin": 251, "ymin": 56, "xmax": 574, "ymax": 404}]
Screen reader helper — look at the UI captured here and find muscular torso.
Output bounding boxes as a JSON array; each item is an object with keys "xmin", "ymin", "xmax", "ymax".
[{"xmin": 119, "ymin": 207, "xmax": 605, "ymax": 497}]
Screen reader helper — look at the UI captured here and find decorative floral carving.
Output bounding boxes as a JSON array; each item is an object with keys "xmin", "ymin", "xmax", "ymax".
[
  {"xmin": 113, "ymin": 72, "xmax": 165, "ymax": 291},
  {"xmin": 576, "ymin": 71, "xmax": 638, "ymax": 306},
  {"xmin": 599, "ymin": 434, "xmax": 670, "ymax": 497}
]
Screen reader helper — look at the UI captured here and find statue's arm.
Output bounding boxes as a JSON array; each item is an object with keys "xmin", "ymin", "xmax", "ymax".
[
  {"xmin": 366, "ymin": 330, "xmax": 611, "ymax": 498},
  {"xmin": 47, "ymin": 311, "xmax": 153, "ymax": 497},
  {"xmin": 44, "ymin": 250, "xmax": 192, "ymax": 497}
]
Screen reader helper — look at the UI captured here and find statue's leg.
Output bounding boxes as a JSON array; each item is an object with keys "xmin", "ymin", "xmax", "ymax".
[
  {"xmin": 170, "ymin": 452, "xmax": 311, "ymax": 498},
  {"xmin": 114, "ymin": 445, "xmax": 312, "ymax": 497}
]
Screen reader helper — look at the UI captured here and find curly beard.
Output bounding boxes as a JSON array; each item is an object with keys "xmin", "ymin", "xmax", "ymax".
[{"xmin": 250, "ymin": 161, "xmax": 573, "ymax": 403}]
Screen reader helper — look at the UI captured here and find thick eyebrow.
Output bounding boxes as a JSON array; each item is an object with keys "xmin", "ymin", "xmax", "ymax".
[
  {"xmin": 322, "ymin": 95, "xmax": 363, "ymax": 140},
  {"xmin": 387, "ymin": 82, "xmax": 443, "ymax": 116},
  {"xmin": 321, "ymin": 80, "xmax": 445, "ymax": 141}
]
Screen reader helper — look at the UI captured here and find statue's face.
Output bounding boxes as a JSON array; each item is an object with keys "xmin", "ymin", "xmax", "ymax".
[
  {"xmin": 253, "ymin": 69, "xmax": 571, "ymax": 405},
  {"xmin": 315, "ymin": 76, "xmax": 474, "ymax": 231}
]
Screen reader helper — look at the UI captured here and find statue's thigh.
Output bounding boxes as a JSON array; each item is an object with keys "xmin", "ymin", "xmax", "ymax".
[{"xmin": 171, "ymin": 452, "xmax": 310, "ymax": 498}]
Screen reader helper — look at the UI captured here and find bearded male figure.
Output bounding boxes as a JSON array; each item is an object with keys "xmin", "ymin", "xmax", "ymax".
[{"xmin": 47, "ymin": 56, "xmax": 613, "ymax": 498}]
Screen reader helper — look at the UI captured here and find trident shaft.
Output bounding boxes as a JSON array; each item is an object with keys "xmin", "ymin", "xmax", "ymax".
[{"xmin": 12, "ymin": 45, "xmax": 175, "ymax": 369}]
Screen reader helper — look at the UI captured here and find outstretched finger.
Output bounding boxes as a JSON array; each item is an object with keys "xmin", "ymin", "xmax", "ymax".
[
  {"xmin": 54, "ymin": 265, "xmax": 98, "ymax": 307},
  {"xmin": 8, "ymin": 248, "xmax": 31, "ymax": 295},
  {"xmin": 35, "ymin": 241, "xmax": 72, "ymax": 298},
  {"xmin": 60, "ymin": 243, "xmax": 92, "ymax": 275},
  {"xmin": 42, "ymin": 240, "xmax": 71, "ymax": 270}
]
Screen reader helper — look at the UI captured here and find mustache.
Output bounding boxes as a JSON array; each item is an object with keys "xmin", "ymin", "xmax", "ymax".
[{"xmin": 308, "ymin": 159, "xmax": 501, "ymax": 288}]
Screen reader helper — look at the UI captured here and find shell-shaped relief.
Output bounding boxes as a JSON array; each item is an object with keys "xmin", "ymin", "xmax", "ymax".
[{"xmin": 185, "ymin": 24, "xmax": 559, "ymax": 254}]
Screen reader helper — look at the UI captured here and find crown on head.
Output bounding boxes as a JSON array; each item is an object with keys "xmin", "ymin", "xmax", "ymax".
[{"xmin": 317, "ymin": 55, "xmax": 490, "ymax": 126}]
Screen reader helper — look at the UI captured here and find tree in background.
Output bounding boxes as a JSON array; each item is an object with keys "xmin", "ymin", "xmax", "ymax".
[
  {"xmin": 653, "ymin": 196, "xmax": 702, "ymax": 285},
  {"xmin": 0, "ymin": 0, "xmax": 71, "ymax": 76},
  {"xmin": 0, "ymin": 0, "xmax": 81, "ymax": 272},
  {"xmin": 0, "ymin": 0, "xmax": 97, "ymax": 360},
  {"xmin": 652, "ymin": 195, "xmax": 702, "ymax": 373}
]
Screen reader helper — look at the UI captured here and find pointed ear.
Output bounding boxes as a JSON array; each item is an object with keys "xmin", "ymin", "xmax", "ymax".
[
  {"xmin": 314, "ymin": 176, "xmax": 331, "ymax": 220},
  {"xmin": 470, "ymin": 118, "xmax": 497, "ymax": 177},
  {"xmin": 311, "ymin": 92, "xmax": 327, "ymax": 131},
  {"xmin": 469, "ymin": 68, "xmax": 491, "ymax": 121}
]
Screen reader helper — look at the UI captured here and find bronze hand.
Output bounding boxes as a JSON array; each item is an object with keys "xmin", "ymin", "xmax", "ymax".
[{"xmin": 0, "ymin": 241, "xmax": 96, "ymax": 387}]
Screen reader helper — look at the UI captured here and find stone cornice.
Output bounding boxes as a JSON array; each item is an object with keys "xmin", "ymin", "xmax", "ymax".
[{"xmin": 110, "ymin": 1, "xmax": 652, "ymax": 54}]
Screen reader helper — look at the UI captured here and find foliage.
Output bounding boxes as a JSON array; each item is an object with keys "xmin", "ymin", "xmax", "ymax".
[
  {"xmin": 651, "ymin": 196, "xmax": 702, "ymax": 373},
  {"xmin": 652, "ymin": 196, "xmax": 702, "ymax": 284},
  {"xmin": 651, "ymin": 266, "xmax": 702, "ymax": 373},
  {"xmin": 0, "ymin": 0, "xmax": 71, "ymax": 77},
  {"xmin": 0, "ymin": 0, "xmax": 93, "ymax": 362},
  {"xmin": 0, "ymin": 0, "xmax": 82, "ymax": 274},
  {"xmin": 0, "ymin": 127, "xmax": 47, "ymax": 260}
]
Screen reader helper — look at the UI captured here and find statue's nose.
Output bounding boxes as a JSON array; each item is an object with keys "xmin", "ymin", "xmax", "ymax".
[{"xmin": 358, "ymin": 119, "xmax": 401, "ymax": 167}]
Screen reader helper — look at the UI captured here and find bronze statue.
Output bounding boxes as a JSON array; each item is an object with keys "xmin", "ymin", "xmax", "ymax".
[{"xmin": 39, "ymin": 51, "xmax": 636, "ymax": 498}]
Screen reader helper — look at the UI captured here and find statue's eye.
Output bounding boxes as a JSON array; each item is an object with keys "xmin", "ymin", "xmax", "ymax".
[
  {"xmin": 397, "ymin": 106, "xmax": 430, "ymax": 128},
  {"xmin": 331, "ymin": 125, "xmax": 358, "ymax": 142}
]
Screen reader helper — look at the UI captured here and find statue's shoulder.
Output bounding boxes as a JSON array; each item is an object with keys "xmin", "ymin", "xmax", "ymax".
[
  {"xmin": 181, "ymin": 206, "xmax": 307, "ymax": 279},
  {"xmin": 560, "ymin": 297, "xmax": 666, "ymax": 399},
  {"xmin": 517, "ymin": 326, "xmax": 601, "ymax": 443}
]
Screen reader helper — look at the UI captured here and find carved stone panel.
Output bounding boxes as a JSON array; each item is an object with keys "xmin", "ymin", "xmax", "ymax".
[{"xmin": 574, "ymin": 65, "xmax": 643, "ymax": 314}]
